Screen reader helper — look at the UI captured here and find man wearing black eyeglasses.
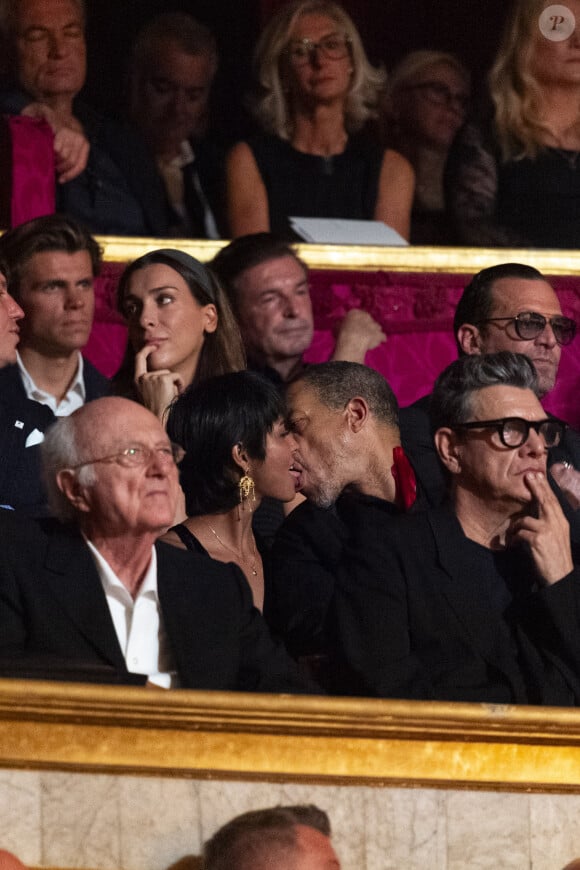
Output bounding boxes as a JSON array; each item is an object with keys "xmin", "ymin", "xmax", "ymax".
[
  {"xmin": 334, "ymin": 352, "xmax": 580, "ymax": 704},
  {"xmin": 400, "ymin": 262, "xmax": 580, "ymax": 511}
]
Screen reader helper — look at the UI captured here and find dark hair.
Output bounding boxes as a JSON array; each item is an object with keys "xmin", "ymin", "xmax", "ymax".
[
  {"xmin": 430, "ymin": 351, "xmax": 539, "ymax": 433},
  {"xmin": 202, "ymin": 805, "xmax": 331, "ymax": 870},
  {"xmin": 166, "ymin": 370, "xmax": 286, "ymax": 515},
  {"xmin": 291, "ymin": 361, "xmax": 399, "ymax": 428},
  {"xmin": 112, "ymin": 249, "xmax": 245, "ymax": 399},
  {"xmin": 210, "ymin": 233, "xmax": 306, "ymax": 317},
  {"xmin": 128, "ymin": 12, "xmax": 218, "ymax": 117},
  {"xmin": 0, "ymin": 214, "xmax": 101, "ymax": 300},
  {"xmin": 453, "ymin": 263, "xmax": 546, "ymax": 354}
]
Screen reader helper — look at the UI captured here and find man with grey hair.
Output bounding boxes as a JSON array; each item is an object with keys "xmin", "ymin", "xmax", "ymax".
[
  {"xmin": 127, "ymin": 12, "xmax": 224, "ymax": 238},
  {"xmin": 202, "ymin": 804, "xmax": 340, "ymax": 870},
  {"xmin": 333, "ymin": 351, "xmax": 580, "ymax": 704},
  {"xmin": 0, "ymin": 396, "xmax": 312, "ymax": 691},
  {"xmin": 0, "ymin": 0, "xmax": 170, "ymax": 234}
]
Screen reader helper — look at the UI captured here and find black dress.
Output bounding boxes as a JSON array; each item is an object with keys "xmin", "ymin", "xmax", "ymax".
[
  {"xmin": 247, "ymin": 133, "xmax": 384, "ymax": 238},
  {"xmin": 446, "ymin": 118, "xmax": 580, "ymax": 248}
]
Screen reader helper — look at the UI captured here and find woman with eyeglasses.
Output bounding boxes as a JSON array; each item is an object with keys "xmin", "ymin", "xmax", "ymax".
[
  {"xmin": 112, "ymin": 249, "xmax": 245, "ymax": 423},
  {"xmin": 447, "ymin": 0, "xmax": 580, "ymax": 248},
  {"xmin": 161, "ymin": 370, "xmax": 300, "ymax": 611},
  {"xmin": 382, "ymin": 51, "xmax": 470, "ymax": 244},
  {"xmin": 226, "ymin": 0, "xmax": 414, "ymax": 240}
]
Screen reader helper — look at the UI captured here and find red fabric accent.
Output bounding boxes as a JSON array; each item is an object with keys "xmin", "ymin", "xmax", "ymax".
[
  {"xmin": 391, "ymin": 445, "xmax": 417, "ymax": 510},
  {"xmin": 6, "ymin": 116, "xmax": 55, "ymax": 227},
  {"xmin": 87, "ymin": 264, "xmax": 580, "ymax": 429}
]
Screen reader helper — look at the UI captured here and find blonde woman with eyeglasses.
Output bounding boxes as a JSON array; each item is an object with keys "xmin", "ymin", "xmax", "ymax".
[
  {"xmin": 226, "ymin": 0, "xmax": 414, "ymax": 240},
  {"xmin": 447, "ymin": 0, "xmax": 580, "ymax": 248}
]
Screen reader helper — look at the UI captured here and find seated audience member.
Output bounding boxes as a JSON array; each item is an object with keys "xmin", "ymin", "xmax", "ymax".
[
  {"xmin": 226, "ymin": 0, "xmax": 414, "ymax": 240},
  {"xmin": 446, "ymin": 0, "xmax": 580, "ymax": 248},
  {"xmin": 0, "ymin": 215, "xmax": 109, "ymax": 515},
  {"xmin": 400, "ymin": 263, "xmax": 580, "ymax": 508},
  {"xmin": 202, "ymin": 804, "xmax": 341, "ymax": 870},
  {"xmin": 0, "ymin": 852, "xmax": 27, "ymax": 870},
  {"xmin": 382, "ymin": 50, "xmax": 470, "ymax": 244},
  {"xmin": 0, "ymin": 0, "xmax": 170, "ymax": 235},
  {"xmin": 0, "ymin": 396, "xmax": 313, "ymax": 693},
  {"xmin": 112, "ymin": 249, "xmax": 245, "ymax": 422},
  {"xmin": 268, "ymin": 361, "xmax": 417, "ymax": 677},
  {"xmin": 127, "ymin": 12, "xmax": 225, "ymax": 238},
  {"xmin": 334, "ymin": 352, "xmax": 580, "ymax": 704},
  {"xmin": 211, "ymin": 233, "xmax": 385, "ymax": 384},
  {"xmin": 0, "ymin": 259, "xmax": 23, "ymax": 367},
  {"xmin": 162, "ymin": 371, "xmax": 300, "ymax": 611}
]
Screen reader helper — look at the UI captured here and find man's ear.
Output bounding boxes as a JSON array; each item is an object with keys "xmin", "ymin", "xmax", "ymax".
[
  {"xmin": 344, "ymin": 396, "xmax": 369, "ymax": 433},
  {"xmin": 456, "ymin": 323, "xmax": 484, "ymax": 355},
  {"xmin": 56, "ymin": 469, "xmax": 92, "ymax": 513},
  {"xmin": 434, "ymin": 427, "xmax": 463, "ymax": 475}
]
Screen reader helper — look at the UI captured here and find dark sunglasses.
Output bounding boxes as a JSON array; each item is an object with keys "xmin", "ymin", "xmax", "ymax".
[
  {"xmin": 476, "ymin": 312, "xmax": 577, "ymax": 346},
  {"xmin": 451, "ymin": 416, "xmax": 566, "ymax": 449}
]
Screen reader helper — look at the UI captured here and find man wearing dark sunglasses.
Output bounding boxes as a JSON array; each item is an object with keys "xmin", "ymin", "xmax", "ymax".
[
  {"xmin": 334, "ymin": 352, "xmax": 580, "ymax": 704},
  {"xmin": 400, "ymin": 262, "xmax": 580, "ymax": 510}
]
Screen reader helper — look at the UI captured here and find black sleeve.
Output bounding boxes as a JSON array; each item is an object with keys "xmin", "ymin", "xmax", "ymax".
[
  {"xmin": 445, "ymin": 122, "xmax": 528, "ymax": 247},
  {"xmin": 267, "ymin": 503, "xmax": 343, "ymax": 658},
  {"xmin": 233, "ymin": 563, "xmax": 321, "ymax": 695},
  {"xmin": 332, "ymin": 501, "xmax": 435, "ymax": 699}
]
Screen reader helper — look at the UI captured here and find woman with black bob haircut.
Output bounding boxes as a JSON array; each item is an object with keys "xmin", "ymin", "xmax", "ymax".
[
  {"xmin": 112, "ymin": 249, "xmax": 245, "ymax": 421},
  {"xmin": 162, "ymin": 370, "xmax": 300, "ymax": 611}
]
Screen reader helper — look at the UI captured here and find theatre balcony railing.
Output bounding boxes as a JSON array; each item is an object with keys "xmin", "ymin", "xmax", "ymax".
[{"xmin": 3, "ymin": 678, "xmax": 580, "ymax": 792}]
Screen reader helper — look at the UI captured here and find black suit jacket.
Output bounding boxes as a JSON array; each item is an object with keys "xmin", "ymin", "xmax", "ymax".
[
  {"xmin": 180, "ymin": 139, "xmax": 227, "ymax": 238},
  {"xmin": 0, "ymin": 360, "xmax": 109, "ymax": 515},
  {"xmin": 333, "ymin": 500, "xmax": 580, "ymax": 704},
  {"xmin": 0, "ymin": 514, "xmax": 311, "ymax": 693}
]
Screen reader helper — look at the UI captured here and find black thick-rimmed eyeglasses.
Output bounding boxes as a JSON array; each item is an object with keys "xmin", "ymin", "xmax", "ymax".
[
  {"xmin": 475, "ymin": 312, "xmax": 577, "ymax": 346},
  {"xmin": 285, "ymin": 34, "xmax": 351, "ymax": 66},
  {"xmin": 451, "ymin": 416, "xmax": 567, "ymax": 449},
  {"xmin": 68, "ymin": 443, "xmax": 185, "ymax": 471}
]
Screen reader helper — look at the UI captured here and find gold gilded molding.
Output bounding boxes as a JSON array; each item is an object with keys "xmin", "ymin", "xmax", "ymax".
[
  {"xmin": 96, "ymin": 236, "xmax": 580, "ymax": 275},
  {"xmin": 2, "ymin": 679, "xmax": 580, "ymax": 791}
]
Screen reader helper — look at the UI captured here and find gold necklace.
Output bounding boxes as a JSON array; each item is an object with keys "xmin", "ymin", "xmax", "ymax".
[{"xmin": 205, "ymin": 521, "xmax": 258, "ymax": 576}]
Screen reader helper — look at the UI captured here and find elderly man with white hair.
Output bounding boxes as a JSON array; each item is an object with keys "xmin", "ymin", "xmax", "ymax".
[{"xmin": 0, "ymin": 396, "xmax": 312, "ymax": 691}]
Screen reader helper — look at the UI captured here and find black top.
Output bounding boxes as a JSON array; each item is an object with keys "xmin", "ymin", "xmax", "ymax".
[
  {"xmin": 446, "ymin": 118, "xmax": 580, "ymax": 248},
  {"xmin": 334, "ymin": 501, "xmax": 580, "ymax": 704},
  {"xmin": 170, "ymin": 521, "xmax": 272, "ymax": 612},
  {"xmin": 248, "ymin": 133, "xmax": 384, "ymax": 238}
]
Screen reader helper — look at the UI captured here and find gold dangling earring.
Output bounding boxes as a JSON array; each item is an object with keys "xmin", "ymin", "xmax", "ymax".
[{"xmin": 238, "ymin": 470, "xmax": 256, "ymax": 514}]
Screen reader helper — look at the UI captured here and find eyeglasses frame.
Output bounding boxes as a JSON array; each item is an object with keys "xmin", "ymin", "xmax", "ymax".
[
  {"xmin": 475, "ymin": 312, "xmax": 577, "ymax": 346},
  {"xmin": 450, "ymin": 416, "xmax": 567, "ymax": 449}
]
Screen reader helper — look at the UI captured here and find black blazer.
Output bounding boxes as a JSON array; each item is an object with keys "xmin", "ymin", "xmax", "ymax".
[
  {"xmin": 333, "ymin": 500, "xmax": 580, "ymax": 704},
  {"xmin": 0, "ymin": 360, "xmax": 109, "ymax": 515},
  {"xmin": 0, "ymin": 514, "xmax": 312, "ymax": 693}
]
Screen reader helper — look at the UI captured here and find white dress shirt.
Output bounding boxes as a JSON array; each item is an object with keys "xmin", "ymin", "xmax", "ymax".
[
  {"xmin": 17, "ymin": 351, "xmax": 86, "ymax": 416},
  {"xmin": 86, "ymin": 540, "xmax": 179, "ymax": 689}
]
